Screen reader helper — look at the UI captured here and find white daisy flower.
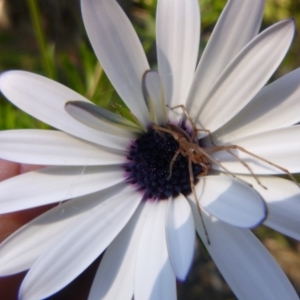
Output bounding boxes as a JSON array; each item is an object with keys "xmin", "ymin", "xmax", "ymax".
[{"xmin": 0, "ymin": 0, "xmax": 300, "ymax": 299}]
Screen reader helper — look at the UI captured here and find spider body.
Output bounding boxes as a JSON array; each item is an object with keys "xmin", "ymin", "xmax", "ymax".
[{"xmin": 152, "ymin": 123, "xmax": 211, "ymax": 179}]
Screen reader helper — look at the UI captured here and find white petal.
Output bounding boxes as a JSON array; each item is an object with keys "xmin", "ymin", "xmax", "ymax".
[
  {"xmin": 0, "ymin": 165, "xmax": 124, "ymax": 213},
  {"xmin": 81, "ymin": 0, "xmax": 150, "ymax": 126},
  {"xmin": 0, "ymin": 129, "xmax": 125, "ymax": 165},
  {"xmin": 195, "ymin": 19, "xmax": 295, "ymax": 133},
  {"xmin": 65, "ymin": 101, "xmax": 141, "ymax": 137},
  {"xmin": 237, "ymin": 175, "xmax": 300, "ymax": 241},
  {"xmin": 0, "ymin": 183, "xmax": 125, "ymax": 276},
  {"xmin": 193, "ymin": 176, "xmax": 266, "ymax": 228},
  {"xmin": 0, "ymin": 71, "xmax": 128, "ymax": 149},
  {"xmin": 215, "ymin": 68, "xmax": 300, "ymax": 142},
  {"xmin": 166, "ymin": 194, "xmax": 195, "ymax": 281},
  {"xmin": 135, "ymin": 201, "xmax": 176, "ymax": 300},
  {"xmin": 88, "ymin": 201, "xmax": 153, "ymax": 300},
  {"xmin": 187, "ymin": 0, "xmax": 264, "ymax": 113},
  {"xmin": 191, "ymin": 204, "xmax": 299, "ymax": 300},
  {"xmin": 19, "ymin": 185, "xmax": 141, "ymax": 300},
  {"xmin": 212, "ymin": 125, "xmax": 300, "ymax": 174},
  {"xmin": 142, "ymin": 70, "xmax": 167, "ymax": 125},
  {"xmin": 157, "ymin": 0, "xmax": 200, "ymax": 107}
]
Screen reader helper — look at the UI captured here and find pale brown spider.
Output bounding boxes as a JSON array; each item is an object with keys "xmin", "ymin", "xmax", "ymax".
[
  {"xmin": 153, "ymin": 105, "xmax": 299, "ymax": 244},
  {"xmin": 153, "ymin": 105, "xmax": 299, "ymax": 188}
]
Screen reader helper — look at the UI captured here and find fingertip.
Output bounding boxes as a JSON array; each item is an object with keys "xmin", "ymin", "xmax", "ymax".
[{"xmin": 0, "ymin": 159, "xmax": 20, "ymax": 181}]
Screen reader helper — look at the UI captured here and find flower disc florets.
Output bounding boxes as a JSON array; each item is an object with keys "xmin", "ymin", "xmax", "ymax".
[{"xmin": 125, "ymin": 125, "xmax": 203, "ymax": 200}]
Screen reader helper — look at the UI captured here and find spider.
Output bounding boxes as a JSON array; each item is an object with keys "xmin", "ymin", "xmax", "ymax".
[{"xmin": 153, "ymin": 105, "xmax": 299, "ymax": 244}]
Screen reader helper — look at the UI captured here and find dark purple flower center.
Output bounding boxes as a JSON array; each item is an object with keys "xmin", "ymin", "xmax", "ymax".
[{"xmin": 124, "ymin": 126, "xmax": 203, "ymax": 200}]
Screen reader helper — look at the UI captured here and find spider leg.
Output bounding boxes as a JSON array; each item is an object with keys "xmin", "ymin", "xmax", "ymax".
[
  {"xmin": 170, "ymin": 105, "xmax": 199, "ymax": 140},
  {"xmin": 168, "ymin": 149, "xmax": 181, "ymax": 180},
  {"xmin": 152, "ymin": 124, "xmax": 181, "ymax": 142},
  {"xmin": 169, "ymin": 104, "xmax": 215, "ymax": 144},
  {"xmin": 188, "ymin": 158, "xmax": 210, "ymax": 245},
  {"xmin": 225, "ymin": 149, "xmax": 268, "ymax": 189},
  {"xmin": 194, "ymin": 128, "xmax": 215, "ymax": 145},
  {"xmin": 212, "ymin": 145, "xmax": 300, "ymax": 188},
  {"xmin": 167, "ymin": 123, "xmax": 192, "ymax": 142},
  {"xmin": 194, "ymin": 145, "xmax": 257, "ymax": 188}
]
